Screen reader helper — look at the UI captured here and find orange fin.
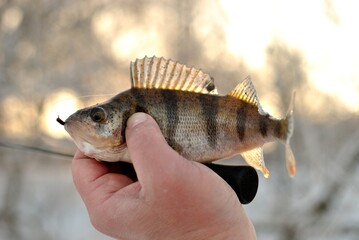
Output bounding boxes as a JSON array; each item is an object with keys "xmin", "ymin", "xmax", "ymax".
[
  {"xmin": 228, "ymin": 76, "xmax": 266, "ymax": 115},
  {"xmin": 130, "ymin": 56, "xmax": 218, "ymax": 94},
  {"xmin": 241, "ymin": 147, "xmax": 270, "ymax": 178},
  {"xmin": 284, "ymin": 91, "xmax": 296, "ymax": 177},
  {"xmin": 285, "ymin": 144, "xmax": 296, "ymax": 177}
]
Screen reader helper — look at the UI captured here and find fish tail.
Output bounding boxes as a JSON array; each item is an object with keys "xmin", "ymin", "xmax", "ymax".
[{"xmin": 282, "ymin": 91, "xmax": 296, "ymax": 177}]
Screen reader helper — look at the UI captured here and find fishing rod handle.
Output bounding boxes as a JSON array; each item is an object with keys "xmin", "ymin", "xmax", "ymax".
[
  {"xmin": 105, "ymin": 161, "xmax": 259, "ymax": 204},
  {"xmin": 204, "ymin": 163, "xmax": 259, "ymax": 204}
]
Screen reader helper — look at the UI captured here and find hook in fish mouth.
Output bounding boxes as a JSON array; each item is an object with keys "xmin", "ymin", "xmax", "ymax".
[{"xmin": 56, "ymin": 116, "xmax": 65, "ymax": 125}]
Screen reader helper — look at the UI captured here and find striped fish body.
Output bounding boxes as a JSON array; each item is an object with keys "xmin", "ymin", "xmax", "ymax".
[
  {"xmin": 114, "ymin": 88, "xmax": 282, "ymax": 163},
  {"xmin": 62, "ymin": 56, "xmax": 296, "ymax": 178}
]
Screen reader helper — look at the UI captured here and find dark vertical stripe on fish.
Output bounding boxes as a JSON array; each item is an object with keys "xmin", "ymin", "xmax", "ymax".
[
  {"xmin": 161, "ymin": 90, "xmax": 179, "ymax": 149},
  {"xmin": 259, "ymin": 114, "xmax": 269, "ymax": 138},
  {"xmin": 198, "ymin": 94, "xmax": 218, "ymax": 148},
  {"xmin": 236, "ymin": 105, "xmax": 247, "ymax": 141},
  {"xmin": 132, "ymin": 88, "xmax": 147, "ymax": 113}
]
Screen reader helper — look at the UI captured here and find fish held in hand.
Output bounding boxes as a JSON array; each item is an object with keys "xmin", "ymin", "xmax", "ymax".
[{"xmin": 59, "ymin": 56, "xmax": 296, "ymax": 178}]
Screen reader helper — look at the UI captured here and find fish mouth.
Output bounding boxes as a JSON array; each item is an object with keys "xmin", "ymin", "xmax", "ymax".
[
  {"xmin": 63, "ymin": 117, "xmax": 97, "ymax": 148},
  {"xmin": 64, "ymin": 117, "xmax": 85, "ymax": 136},
  {"xmin": 63, "ymin": 115, "xmax": 127, "ymax": 161}
]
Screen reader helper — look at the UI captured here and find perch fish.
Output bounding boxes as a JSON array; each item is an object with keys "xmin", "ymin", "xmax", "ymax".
[{"xmin": 58, "ymin": 56, "xmax": 296, "ymax": 178}]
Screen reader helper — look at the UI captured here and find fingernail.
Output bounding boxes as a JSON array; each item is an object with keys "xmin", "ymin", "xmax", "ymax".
[{"xmin": 127, "ymin": 112, "xmax": 148, "ymax": 128}]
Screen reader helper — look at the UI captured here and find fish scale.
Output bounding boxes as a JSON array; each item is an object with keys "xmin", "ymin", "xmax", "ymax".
[{"xmin": 60, "ymin": 56, "xmax": 296, "ymax": 178}]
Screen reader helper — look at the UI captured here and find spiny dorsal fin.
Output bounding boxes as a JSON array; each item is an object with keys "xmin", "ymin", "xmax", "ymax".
[
  {"xmin": 228, "ymin": 76, "xmax": 265, "ymax": 114},
  {"xmin": 241, "ymin": 147, "xmax": 270, "ymax": 178},
  {"xmin": 130, "ymin": 56, "xmax": 218, "ymax": 94}
]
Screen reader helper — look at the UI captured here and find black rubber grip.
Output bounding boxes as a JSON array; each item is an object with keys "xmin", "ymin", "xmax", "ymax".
[
  {"xmin": 104, "ymin": 161, "xmax": 259, "ymax": 205},
  {"xmin": 204, "ymin": 163, "xmax": 258, "ymax": 204}
]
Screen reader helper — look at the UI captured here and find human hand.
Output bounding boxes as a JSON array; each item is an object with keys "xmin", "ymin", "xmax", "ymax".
[{"xmin": 72, "ymin": 112, "xmax": 256, "ymax": 240}]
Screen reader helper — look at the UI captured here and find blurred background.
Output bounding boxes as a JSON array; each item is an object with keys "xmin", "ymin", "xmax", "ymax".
[{"xmin": 0, "ymin": 0, "xmax": 358, "ymax": 239}]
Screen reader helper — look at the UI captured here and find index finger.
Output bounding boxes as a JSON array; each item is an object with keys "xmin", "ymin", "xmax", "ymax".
[
  {"xmin": 71, "ymin": 150, "xmax": 134, "ymax": 207},
  {"xmin": 72, "ymin": 149, "xmax": 109, "ymax": 190}
]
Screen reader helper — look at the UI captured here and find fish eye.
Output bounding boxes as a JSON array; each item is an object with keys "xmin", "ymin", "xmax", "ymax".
[{"xmin": 90, "ymin": 107, "xmax": 107, "ymax": 123}]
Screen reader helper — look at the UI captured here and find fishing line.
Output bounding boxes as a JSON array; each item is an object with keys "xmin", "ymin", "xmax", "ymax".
[
  {"xmin": 52, "ymin": 92, "xmax": 119, "ymax": 108},
  {"xmin": 49, "ymin": 92, "xmax": 119, "ymax": 119},
  {"xmin": 0, "ymin": 141, "xmax": 73, "ymax": 158},
  {"xmin": 77, "ymin": 92, "xmax": 119, "ymax": 99}
]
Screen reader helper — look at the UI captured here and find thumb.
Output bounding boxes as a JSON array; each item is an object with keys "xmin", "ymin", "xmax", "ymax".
[{"xmin": 125, "ymin": 113, "xmax": 188, "ymax": 195}]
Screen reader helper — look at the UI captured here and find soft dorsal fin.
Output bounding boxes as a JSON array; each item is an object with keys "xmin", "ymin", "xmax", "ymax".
[
  {"xmin": 130, "ymin": 56, "xmax": 218, "ymax": 94},
  {"xmin": 241, "ymin": 147, "xmax": 270, "ymax": 178},
  {"xmin": 228, "ymin": 76, "xmax": 265, "ymax": 114}
]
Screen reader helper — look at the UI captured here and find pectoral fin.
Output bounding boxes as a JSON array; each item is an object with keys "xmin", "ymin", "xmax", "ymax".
[{"xmin": 241, "ymin": 147, "xmax": 270, "ymax": 178}]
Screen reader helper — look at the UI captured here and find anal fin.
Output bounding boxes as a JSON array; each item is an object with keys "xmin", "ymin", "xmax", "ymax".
[{"xmin": 241, "ymin": 147, "xmax": 270, "ymax": 178}]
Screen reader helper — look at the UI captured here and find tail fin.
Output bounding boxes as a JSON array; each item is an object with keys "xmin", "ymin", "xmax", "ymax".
[{"xmin": 283, "ymin": 91, "xmax": 296, "ymax": 177}]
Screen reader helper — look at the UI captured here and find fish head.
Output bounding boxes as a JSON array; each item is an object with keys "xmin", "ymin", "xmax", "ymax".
[{"xmin": 64, "ymin": 103, "xmax": 129, "ymax": 162}]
